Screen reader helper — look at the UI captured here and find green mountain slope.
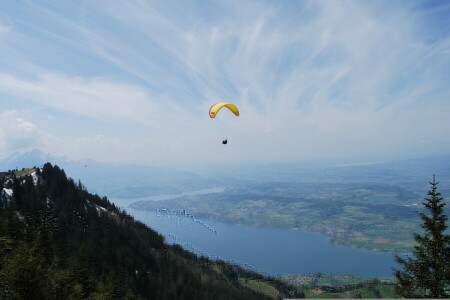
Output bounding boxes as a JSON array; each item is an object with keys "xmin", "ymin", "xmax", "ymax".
[{"xmin": 0, "ymin": 163, "xmax": 299, "ymax": 299}]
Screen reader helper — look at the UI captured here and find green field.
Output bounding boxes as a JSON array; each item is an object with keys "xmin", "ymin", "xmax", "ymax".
[
  {"xmin": 238, "ymin": 278, "xmax": 280, "ymax": 299},
  {"xmin": 129, "ymin": 182, "xmax": 449, "ymax": 253},
  {"xmin": 14, "ymin": 168, "xmax": 36, "ymax": 177},
  {"xmin": 279, "ymin": 273, "xmax": 399, "ymax": 298}
]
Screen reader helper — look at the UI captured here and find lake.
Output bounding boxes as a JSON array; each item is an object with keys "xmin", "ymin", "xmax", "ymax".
[{"xmin": 111, "ymin": 189, "xmax": 401, "ymax": 279}]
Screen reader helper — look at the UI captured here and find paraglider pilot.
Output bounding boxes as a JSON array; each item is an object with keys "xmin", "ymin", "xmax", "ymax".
[{"xmin": 209, "ymin": 103, "xmax": 239, "ymax": 146}]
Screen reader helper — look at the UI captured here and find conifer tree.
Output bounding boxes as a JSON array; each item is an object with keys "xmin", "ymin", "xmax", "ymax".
[{"xmin": 394, "ymin": 175, "xmax": 450, "ymax": 298}]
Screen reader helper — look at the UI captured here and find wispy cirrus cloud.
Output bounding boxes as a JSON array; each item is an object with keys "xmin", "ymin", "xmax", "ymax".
[
  {"xmin": 0, "ymin": 0, "xmax": 448, "ymax": 165},
  {"xmin": 0, "ymin": 22, "xmax": 12, "ymax": 35},
  {"xmin": 0, "ymin": 73, "xmax": 162, "ymax": 126}
]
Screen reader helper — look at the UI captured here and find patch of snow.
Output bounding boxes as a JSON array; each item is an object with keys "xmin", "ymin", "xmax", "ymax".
[
  {"xmin": 95, "ymin": 204, "xmax": 107, "ymax": 216},
  {"xmin": 3, "ymin": 188, "xmax": 12, "ymax": 197},
  {"xmin": 96, "ymin": 205, "xmax": 107, "ymax": 212},
  {"xmin": 31, "ymin": 171, "xmax": 38, "ymax": 185},
  {"xmin": 1, "ymin": 188, "xmax": 12, "ymax": 205},
  {"xmin": 16, "ymin": 211, "xmax": 24, "ymax": 221},
  {"xmin": 95, "ymin": 205, "xmax": 107, "ymax": 211}
]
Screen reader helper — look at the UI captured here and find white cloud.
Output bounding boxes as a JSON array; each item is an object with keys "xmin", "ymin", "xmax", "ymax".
[
  {"xmin": 0, "ymin": 23, "xmax": 11, "ymax": 36},
  {"xmin": 0, "ymin": 111, "xmax": 48, "ymax": 156},
  {"xmin": 0, "ymin": 73, "xmax": 163, "ymax": 127},
  {"xmin": 46, "ymin": 134, "xmax": 184, "ymax": 165}
]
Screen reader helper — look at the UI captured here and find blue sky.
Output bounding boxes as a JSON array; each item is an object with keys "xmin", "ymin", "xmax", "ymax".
[{"xmin": 0, "ymin": 0, "xmax": 449, "ymax": 168}]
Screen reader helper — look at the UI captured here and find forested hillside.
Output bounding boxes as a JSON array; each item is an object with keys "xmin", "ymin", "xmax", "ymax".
[{"xmin": 0, "ymin": 163, "xmax": 299, "ymax": 299}]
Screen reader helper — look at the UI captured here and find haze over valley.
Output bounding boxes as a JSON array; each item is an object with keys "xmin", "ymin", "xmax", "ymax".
[{"xmin": 2, "ymin": 150, "xmax": 449, "ymax": 256}]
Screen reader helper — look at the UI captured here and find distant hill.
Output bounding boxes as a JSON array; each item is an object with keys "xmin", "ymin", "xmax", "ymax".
[
  {"xmin": 0, "ymin": 149, "xmax": 59, "ymax": 170},
  {"xmin": 202, "ymin": 155, "xmax": 450, "ymax": 192},
  {"xmin": 0, "ymin": 163, "xmax": 299, "ymax": 299},
  {"xmin": 0, "ymin": 150, "xmax": 217, "ymax": 198}
]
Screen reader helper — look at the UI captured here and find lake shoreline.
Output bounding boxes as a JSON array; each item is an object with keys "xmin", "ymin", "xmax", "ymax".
[
  {"xmin": 129, "ymin": 201, "xmax": 411, "ymax": 255},
  {"xmin": 113, "ymin": 199, "xmax": 401, "ymax": 278}
]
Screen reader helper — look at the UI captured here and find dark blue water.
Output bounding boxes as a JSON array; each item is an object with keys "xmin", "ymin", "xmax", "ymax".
[{"xmin": 114, "ymin": 196, "xmax": 400, "ymax": 278}]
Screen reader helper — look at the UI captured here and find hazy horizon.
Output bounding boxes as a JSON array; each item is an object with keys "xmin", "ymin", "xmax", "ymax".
[
  {"xmin": 1, "ymin": 1, "xmax": 449, "ymax": 169},
  {"xmin": 2, "ymin": 148, "xmax": 449, "ymax": 178}
]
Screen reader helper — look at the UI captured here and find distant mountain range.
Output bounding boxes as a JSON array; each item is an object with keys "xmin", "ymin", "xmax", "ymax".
[
  {"xmin": 2, "ymin": 149, "xmax": 448, "ymax": 198},
  {"xmin": 203, "ymin": 155, "xmax": 450, "ymax": 192},
  {"xmin": 0, "ymin": 149, "xmax": 216, "ymax": 198}
]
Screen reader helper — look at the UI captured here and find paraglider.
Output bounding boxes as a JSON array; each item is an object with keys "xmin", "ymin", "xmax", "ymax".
[
  {"xmin": 209, "ymin": 103, "xmax": 240, "ymax": 118},
  {"xmin": 209, "ymin": 103, "xmax": 239, "ymax": 144}
]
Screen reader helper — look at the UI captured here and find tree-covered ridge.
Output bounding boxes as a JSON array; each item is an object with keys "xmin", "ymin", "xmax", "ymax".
[{"xmin": 0, "ymin": 163, "xmax": 299, "ymax": 299}]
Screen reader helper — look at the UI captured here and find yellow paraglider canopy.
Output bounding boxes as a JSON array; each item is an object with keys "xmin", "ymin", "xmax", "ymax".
[{"xmin": 209, "ymin": 103, "xmax": 240, "ymax": 118}]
